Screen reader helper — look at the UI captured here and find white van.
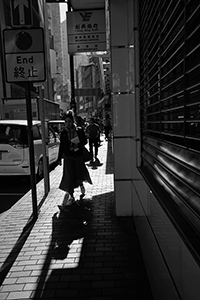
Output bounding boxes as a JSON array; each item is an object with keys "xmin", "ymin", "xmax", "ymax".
[{"xmin": 0, "ymin": 120, "xmax": 60, "ymax": 179}]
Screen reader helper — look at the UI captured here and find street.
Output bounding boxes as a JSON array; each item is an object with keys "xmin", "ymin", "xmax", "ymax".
[
  {"xmin": 0, "ymin": 176, "xmax": 31, "ymax": 214},
  {"xmin": 0, "ymin": 162, "xmax": 57, "ymax": 214}
]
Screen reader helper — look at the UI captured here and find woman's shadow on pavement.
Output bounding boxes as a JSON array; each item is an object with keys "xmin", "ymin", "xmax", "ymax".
[
  {"xmin": 51, "ymin": 200, "xmax": 93, "ymax": 260},
  {"xmin": 33, "ymin": 199, "xmax": 93, "ymax": 299}
]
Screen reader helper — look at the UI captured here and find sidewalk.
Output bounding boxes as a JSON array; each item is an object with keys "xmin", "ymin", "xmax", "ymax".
[{"xmin": 0, "ymin": 139, "xmax": 153, "ymax": 300}]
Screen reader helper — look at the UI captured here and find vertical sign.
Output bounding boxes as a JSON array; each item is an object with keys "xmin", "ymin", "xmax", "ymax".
[{"xmin": 10, "ymin": 0, "xmax": 33, "ymax": 27}]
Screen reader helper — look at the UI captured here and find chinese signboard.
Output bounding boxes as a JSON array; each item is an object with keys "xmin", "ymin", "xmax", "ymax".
[
  {"xmin": 67, "ymin": 10, "xmax": 106, "ymax": 53},
  {"xmin": 10, "ymin": 0, "xmax": 33, "ymax": 27},
  {"xmin": 3, "ymin": 28, "xmax": 46, "ymax": 83}
]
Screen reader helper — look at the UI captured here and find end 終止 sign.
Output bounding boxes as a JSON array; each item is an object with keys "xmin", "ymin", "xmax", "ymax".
[{"xmin": 3, "ymin": 28, "xmax": 46, "ymax": 83}]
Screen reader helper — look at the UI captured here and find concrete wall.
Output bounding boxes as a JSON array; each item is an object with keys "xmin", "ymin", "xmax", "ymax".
[{"xmin": 109, "ymin": 0, "xmax": 142, "ymax": 217}]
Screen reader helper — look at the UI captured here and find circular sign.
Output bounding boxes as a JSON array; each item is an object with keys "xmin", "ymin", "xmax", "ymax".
[{"xmin": 15, "ymin": 31, "xmax": 33, "ymax": 50}]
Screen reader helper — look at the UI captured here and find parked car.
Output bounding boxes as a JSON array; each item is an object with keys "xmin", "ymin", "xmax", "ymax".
[
  {"xmin": 48, "ymin": 120, "xmax": 65, "ymax": 135},
  {"xmin": 0, "ymin": 120, "xmax": 60, "ymax": 179}
]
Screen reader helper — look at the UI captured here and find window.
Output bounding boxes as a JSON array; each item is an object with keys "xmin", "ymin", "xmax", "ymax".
[
  {"xmin": 0, "ymin": 125, "xmax": 28, "ymax": 146},
  {"xmin": 33, "ymin": 125, "xmax": 41, "ymax": 140}
]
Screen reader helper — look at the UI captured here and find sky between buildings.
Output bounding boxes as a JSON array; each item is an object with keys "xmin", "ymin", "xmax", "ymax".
[{"xmin": 60, "ymin": 3, "xmax": 67, "ymax": 22}]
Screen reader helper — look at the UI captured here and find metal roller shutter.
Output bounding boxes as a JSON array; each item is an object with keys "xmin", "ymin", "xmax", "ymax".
[{"xmin": 139, "ymin": 0, "xmax": 200, "ymax": 262}]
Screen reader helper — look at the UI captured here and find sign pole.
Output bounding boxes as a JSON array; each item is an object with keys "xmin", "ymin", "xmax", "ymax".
[
  {"xmin": 70, "ymin": 54, "xmax": 76, "ymax": 114},
  {"xmin": 25, "ymin": 82, "xmax": 38, "ymax": 219},
  {"xmin": 4, "ymin": 2, "xmax": 44, "ymax": 220},
  {"xmin": 38, "ymin": 85, "xmax": 50, "ymax": 195}
]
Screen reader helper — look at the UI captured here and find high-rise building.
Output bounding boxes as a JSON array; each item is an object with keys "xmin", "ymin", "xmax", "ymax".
[
  {"xmin": 61, "ymin": 19, "xmax": 70, "ymax": 85},
  {"xmin": 46, "ymin": 3, "xmax": 63, "ymax": 103}
]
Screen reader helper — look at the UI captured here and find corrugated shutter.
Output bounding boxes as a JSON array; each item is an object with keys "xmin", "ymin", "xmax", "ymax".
[{"xmin": 139, "ymin": 0, "xmax": 200, "ymax": 258}]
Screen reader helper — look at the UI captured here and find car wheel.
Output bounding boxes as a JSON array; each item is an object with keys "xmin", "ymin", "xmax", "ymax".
[{"xmin": 37, "ymin": 159, "xmax": 44, "ymax": 180}]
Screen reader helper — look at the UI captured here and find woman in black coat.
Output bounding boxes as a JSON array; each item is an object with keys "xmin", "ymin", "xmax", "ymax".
[{"xmin": 57, "ymin": 112, "xmax": 92, "ymax": 206}]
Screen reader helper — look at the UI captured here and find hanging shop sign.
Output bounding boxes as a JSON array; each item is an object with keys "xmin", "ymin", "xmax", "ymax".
[{"xmin": 67, "ymin": 10, "xmax": 106, "ymax": 53}]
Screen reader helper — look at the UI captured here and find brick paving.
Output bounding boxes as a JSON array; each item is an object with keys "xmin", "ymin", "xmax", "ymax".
[{"xmin": 0, "ymin": 139, "xmax": 153, "ymax": 300}]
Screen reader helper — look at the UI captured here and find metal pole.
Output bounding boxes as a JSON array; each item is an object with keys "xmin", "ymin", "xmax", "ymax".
[
  {"xmin": 38, "ymin": 85, "xmax": 50, "ymax": 195},
  {"xmin": 25, "ymin": 82, "xmax": 38, "ymax": 219},
  {"xmin": 70, "ymin": 54, "xmax": 76, "ymax": 113}
]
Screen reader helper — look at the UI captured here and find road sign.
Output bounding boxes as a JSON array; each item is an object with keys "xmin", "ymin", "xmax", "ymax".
[
  {"xmin": 5, "ymin": 53, "xmax": 45, "ymax": 82},
  {"xmin": 4, "ymin": 28, "xmax": 44, "ymax": 53},
  {"xmin": 3, "ymin": 28, "xmax": 45, "ymax": 82},
  {"xmin": 10, "ymin": 0, "xmax": 33, "ymax": 27}
]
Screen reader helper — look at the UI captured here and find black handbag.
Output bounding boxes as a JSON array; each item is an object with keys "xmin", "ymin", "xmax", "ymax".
[{"xmin": 82, "ymin": 147, "xmax": 92, "ymax": 162}]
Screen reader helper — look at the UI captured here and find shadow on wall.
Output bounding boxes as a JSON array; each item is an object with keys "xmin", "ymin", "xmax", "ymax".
[{"xmin": 106, "ymin": 139, "xmax": 113, "ymax": 175}]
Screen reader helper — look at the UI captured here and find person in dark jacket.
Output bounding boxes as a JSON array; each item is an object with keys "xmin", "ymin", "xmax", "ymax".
[
  {"xmin": 85, "ymin": 117, "xmax": 100, "ymax": 164},
  {"xmin": 57, "ymin": 112, "xmax": 92, "ymax": 206},
  {"xmin": 104, "ymin": 114, "xmax": 112, "ymax": 141}
]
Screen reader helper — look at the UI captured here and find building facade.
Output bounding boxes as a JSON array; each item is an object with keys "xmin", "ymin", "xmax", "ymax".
[{"xmin": 108, "ymin": 0, "xmax": 200, "ymax": 299}]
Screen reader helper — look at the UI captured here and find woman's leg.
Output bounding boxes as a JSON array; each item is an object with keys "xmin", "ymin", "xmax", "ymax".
[
  {"xmin": 80, "ymin": 183, "xmax": 85, "ymax": 195},
  {"xmin": 89, "ymin": 138, "xmax": 94, "ymax": 162},
  {"xmin": 104, "ymin": 127, "xmax": 109, "ymax": 140},
  {"xmin": 94, "ymin": 138, "xmax": 99, "ymax": 158}
]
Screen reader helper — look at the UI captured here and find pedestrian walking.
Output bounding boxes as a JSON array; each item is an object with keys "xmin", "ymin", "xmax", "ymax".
[
  {"xmin": 75, "ymin": 115, "xmax": 85, "ymax": 129},
  {"xmin": 57, "ymin": 111, "xmax": 92, "ymax": 206},
  {"xmin": 104, "ymin": 114, "xmax": 112, "ymax": 141},
  {"xmin": 94, "ymin": 117, "xmax": 103, "ymax": 146},
  {"xmin": 86, "ymin": 117, "xmax": 100, "ymax": 164}
]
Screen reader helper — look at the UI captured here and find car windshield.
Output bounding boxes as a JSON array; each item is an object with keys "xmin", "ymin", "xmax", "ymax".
[{"xmin": 0, "ymin": 124, "xmax": 28, "ymax": 145}]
